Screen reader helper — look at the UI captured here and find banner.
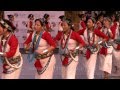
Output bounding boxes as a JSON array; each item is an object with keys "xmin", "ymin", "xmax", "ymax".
[{"xmin": 4, "ymin": 11, "xmax": 64, "ymax": 48}]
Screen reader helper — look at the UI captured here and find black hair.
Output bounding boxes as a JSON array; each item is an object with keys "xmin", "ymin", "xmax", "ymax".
[
  {"xmin": 87, "ymin": 17, "xmax": 96, "ymax": 24},
  {"xmin": 35, "ymin": 18, "xmax": 44, "ymax": 26},
  {"xmin": 28, "ymin": 14, "xmax": 34, "ymax": 19},
  {"xmin": 7, "ymin": 15, "xmax": 14, "ymax": 19},
  {"xmin": 43, "ymin": 13, "xmax": 49, "ymax": 20},
  {"xmin": 0, "ymin": 19, "xmax": 16, "ymax": 32},
  {"xmin": 96, "ymin": 13, "xmax": 104, "ymax": 21},
  {"xmin": 103, "ymin": 17, "xmax": 112, "ymax": 24},
  {"xmin": 63, "ymin": 18, "xmax": 72, "ymax": 26},
  {"xmin": 59, "ymin": 15, "xmax": 65, "ymax": 21},
  {"xmin": 111, "ymin": 13, "xmax": 119, "ymax": 22},
  {"xmin": 62, "ymin": 17, "xmax": 74, "ymax": 30},
  {"xmin": 78, "ymin": 14, "xmax": 86, "ymax": 19}
]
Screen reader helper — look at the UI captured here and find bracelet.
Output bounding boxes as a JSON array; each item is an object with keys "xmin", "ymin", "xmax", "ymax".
[
  {"xmin": 75, "ymin": 46, "xmax": 80, "ymax": 50},
  {"xmin": 42, "ymin": 49, "xmax": 48, "ymax": 53},
  {"xmin": 98, "ymin": 41, "xmax": 103, "ymax": 44},
  {"xmin": 0, "ymin": 52, "xmax": 3, "ymax": 55},
  {"xmin": 108, "ymin": 29, "xmax": 111, "ymax": 33}
]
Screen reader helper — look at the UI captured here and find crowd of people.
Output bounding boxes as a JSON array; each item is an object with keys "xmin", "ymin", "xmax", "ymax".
[{"xmin": 0, "ymin": 11, "xmax": 120, "ymax": 79}]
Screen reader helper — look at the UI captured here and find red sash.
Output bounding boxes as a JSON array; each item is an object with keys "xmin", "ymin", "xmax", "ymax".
[
  {"xmin": 62, "ymin": 56, "xmax": 69, "ymax": 66},
  {"xmin": 29, "ymin": 21, "xmax": 33, "ymax": 29},
  {"xmin": 117, "ymin": 44, "xmax": 120, "ymax": 50},
  {"xmin": 100, "ymin": 47, "xmax": 107, "ymax": 56},
  {"xmin": 86, "ymin": 49, "xmax": 91, "ymax": 59},
  {"xmin": 34, "ymin": 59, "xmax": 43, "ymax": 71}
]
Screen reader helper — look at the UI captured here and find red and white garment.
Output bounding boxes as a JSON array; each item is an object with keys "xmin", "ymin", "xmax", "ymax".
[
  {"xmin": 24, "ymin": 31, "xmax": 56, "ymax": 79},
  {"xmin": 27, "ymin": 20, "xmax": 34, "ymax": 30},
  {"xmin": 0, "ymin": 34, "xmax": 22, "ymax": 79},
  {"xmin": 58, "ymin": 21, "xmax": 63, "ymax": 32},
  {"xmin": 99, "ymin": 26, "xmax": 116, "ymax": 74},
  {"xmin": 79, "ymin": 28, "xmax": 108, "ymax": 79},
  {"xmin": 45, "ymin": 22, "xmax": 52, "ymax": 31},
  {"xmin": 54, "ymin": 30, "xmax": 85, "ymax": 79},
  {"xmin": 95, "ymin": 21, "xmax": 103, "ymax": 30},
  {"xmin": 111, "ymin": 22, "xmax": 120, "ymax": 72},
  {"xmin": 83, "ymin": 29, "xmax": 98, "ymax": 79},
  {"xmin": 26, "ymin": 20, "xmax": 34, "ymax": 38},
  {"xmin": 79, "ymin": 20, "xmax": 86, "ymax": 30}
]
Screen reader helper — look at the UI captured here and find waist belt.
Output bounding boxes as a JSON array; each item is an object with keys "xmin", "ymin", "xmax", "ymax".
[
  {"xmin": 2, "ymin": 55, "xmax": 21, "ymax": 64},
  {"xmin": 101, "ymin": 42, "xmax": 112, "ymax": 48},
  {"xmin": 62, "ymin": 50, "xmax": 79, "ymax": 58},
  {"xmin": 86, "ymin": 45, "xmax": 98, "ymax": 54},
  {"xmin": 35, "ymin": 51, "xmax": 53, "ymax": 59}
]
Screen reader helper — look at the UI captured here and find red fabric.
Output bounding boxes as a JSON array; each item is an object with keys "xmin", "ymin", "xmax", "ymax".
[
  {"xmin": 24, "ymin": 32, "xmax": 33, "ymax": 45},
  {"xmin": 97, "ymin": 26, "xmax": 102, "ymax": 30},
  {"xmin": 46, "ymin": 24, "xmax": 49, "ymax": 30},
  {"xmin": 46, "ymin": 22, "xmax": 51, "ymax": 31},
  {"xmin": 6, "ymin": 35, "xmax": 18, "ymax": 58},
  {"xmin": 34, "ymin": 60, "xmax": 43, "ymax": 70},
  {"xmin": 81, "ymin": 21, "xmax": 86, "ymax": 30},
  {"xmin": 100, "ymin": 47, "xmax": 107, "ymax": 56},
  {"xmin": 24, "ymin": 31, "xmax": 56, "ymax": 48},
  {"xmin": 54, "ymin": 31, "xmax": 85, "ymax": 47},
  {"xmin": 96, "ymin": 21, "xmax": 102, "ymax": 30},
  {"xmin": 3, "ymin": 64, "xmax": 7, "ymax": 69},
  {"xmin": 77, "ymin": 21, "xmax": 86, "ymax": 35},
  {"xmin": 111, "ymin": 22, "xmax": 117, "ymax": 39},
  {"xmin": 42, "ymin": 31, "xmax": 56, "ymax": 48},
  {"xmin": 117, "ymin": 44, "xmax": 120, "ymax": 50},
  {"xmin": 86, "ymin": 49, "xmax": 91, "ymax": 60},
  {"xmin": 29, "ymin": 21, "xmax": 33, "ymax": 29},
  {"xmin": 71, "ymin": 31, "xmax": 85, "ymax": 47},
  {"xmin": 77, "ymin": 28, "xmax": 86, "ymax": 35},
  {"xmin": 62, "ymin": 57, "xmax": 68, "ymax": 66},
  {"xmin": 54, "ymin": 31, "xmax": 62, "ymax": 41},
  {"xmin": 94, "ymin": 29, "xmax": 109, "ymax": 41},
  {"xmin": 3, "ymin": 64, "xmax": 8, "ymax": 73}
]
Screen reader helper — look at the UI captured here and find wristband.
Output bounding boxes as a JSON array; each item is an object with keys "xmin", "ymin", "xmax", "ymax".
[
  {"xmin": 108, "ymin": 29, "xmax": 111, "ymax": 33},
  {"xmin": 75, "ymin": 46, "xmax": 80, "ymax": 50},
  {"xmin": 43, "ymin": 49, "xmax": 48, "ymax": 53},
  {"xmin": 0, "ymin": 52, "xmax": 3, "ymax": 55},
  {"xmin": 98, "ymin": 41, "xmax": 103, "ymax": 44}
]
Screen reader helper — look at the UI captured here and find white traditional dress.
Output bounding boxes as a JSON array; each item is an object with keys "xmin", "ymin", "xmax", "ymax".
[
  {"xmin": 54, "ymin": 30, "xmax": 85, "ymax": 79},
  {"xmin": 78, "ymin": 28, "xmax": 108, "ymax": 79},
  {"xmin": 24, "ymin": 31, "xmax": 56, "ymax": 79},
  {"xmin": 111, "ymin": 22, "xmax": 120, "ymax": 74},
  {"xmin": 0, "ymin": 34, "xmax": 23, "ymax": 79},
  {"xmin": 99, "ymin": 25, "xmax": 116, "ymax": 74}
]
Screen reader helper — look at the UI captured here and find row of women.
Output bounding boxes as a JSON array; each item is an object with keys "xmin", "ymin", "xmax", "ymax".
[{"xmin": 0, "ymin": 12, "xmax": 120, "ymax": 79}]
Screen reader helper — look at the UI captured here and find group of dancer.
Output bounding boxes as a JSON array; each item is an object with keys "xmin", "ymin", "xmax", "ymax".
[{"xmin": 0, "ymin": 12, "xmax": 120, "ymax": 79}]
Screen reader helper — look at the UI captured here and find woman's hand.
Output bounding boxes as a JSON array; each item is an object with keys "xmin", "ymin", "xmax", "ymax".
[
  {"xmin": 0, "ymin": 52, "xmax": 6, "ymax": 57},
  {"xmin": 24, "ymin": 44, "xmax": 30, "ymax": 50}
]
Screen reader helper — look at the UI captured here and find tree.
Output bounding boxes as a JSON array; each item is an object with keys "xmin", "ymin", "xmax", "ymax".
[{"xmin": 65, "ymin": 11, "xmax": 83, "ymax": 31}]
